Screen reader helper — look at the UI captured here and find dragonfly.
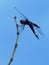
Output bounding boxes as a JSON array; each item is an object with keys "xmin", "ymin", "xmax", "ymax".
[
  {"xmin": 20, "ymin": 19, "xmax": 40, "ymax": 39},
  {"xmin": 14, "ymin": 7, "xmax": 43, "ymax": 39}
]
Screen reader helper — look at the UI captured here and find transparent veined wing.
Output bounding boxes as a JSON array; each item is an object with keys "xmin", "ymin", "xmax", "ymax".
[
  {"xmin": 33, "ymin": 26, "xmax": 43, "ymax": 36},
  {"xmin": 18, "ymin": 24, "xmax": 25, "ymax": 34}
]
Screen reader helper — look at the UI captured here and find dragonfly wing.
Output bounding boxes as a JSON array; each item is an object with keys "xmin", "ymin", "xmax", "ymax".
[
  {"xmin": 18, "ymin": 24, "xmax": 25, "ymax": 33},
  {"xmin": 33, "ymin": 23, "xmax": 40, "ymax": 28},
  {"xmin": 34, "ymin": 26, "xmax": 43, "ymax": 36},
  {"xmin": 29, "ymin": 24, "xmax": 39, "ymax": 39}
]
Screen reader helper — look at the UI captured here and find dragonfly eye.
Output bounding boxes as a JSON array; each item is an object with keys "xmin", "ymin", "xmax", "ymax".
[{"xmin": 20, "ymin": 20, "xmax": 24, "ymax": 24}]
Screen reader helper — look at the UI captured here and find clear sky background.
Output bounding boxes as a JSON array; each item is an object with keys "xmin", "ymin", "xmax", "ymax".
[{"xmin": 0, "ymin": 0, "xmax": 49, "ymax": 65}]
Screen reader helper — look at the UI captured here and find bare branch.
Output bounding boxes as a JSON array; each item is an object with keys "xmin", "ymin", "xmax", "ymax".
[{"xmin": 8, "ymin": 16, "xmax": 20, "ymax": 65}]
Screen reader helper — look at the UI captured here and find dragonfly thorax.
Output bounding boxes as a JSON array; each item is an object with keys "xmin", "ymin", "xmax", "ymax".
[{"xmin": 20, "ymin": 19, "xmax": 29, "ymax": 25}]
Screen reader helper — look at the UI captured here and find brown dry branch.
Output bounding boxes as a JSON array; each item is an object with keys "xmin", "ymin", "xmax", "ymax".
[{"xmin": 8, "ymin": 16, "xmax": 20, "ymax": 65}]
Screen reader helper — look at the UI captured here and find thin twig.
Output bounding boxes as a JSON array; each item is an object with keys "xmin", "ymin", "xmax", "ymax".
[{"xmin": 8, "ymin": 16, "xmax": 20, "ymax": 65}]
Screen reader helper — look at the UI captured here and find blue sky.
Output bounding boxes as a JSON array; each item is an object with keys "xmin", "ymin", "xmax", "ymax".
[{"xmin": 0, "ymin": 0, "xmax": 49, "ymax": 65}]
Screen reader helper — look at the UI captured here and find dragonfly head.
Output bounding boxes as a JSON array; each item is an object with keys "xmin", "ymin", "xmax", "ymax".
[{"xmin": 20, "ymin": 20, "xmax": 23, "ymax": 24}]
